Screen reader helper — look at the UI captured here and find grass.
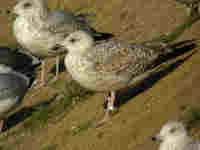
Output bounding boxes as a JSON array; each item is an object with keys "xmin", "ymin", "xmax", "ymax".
[
  {"xmin": 1, "ymin": 1, "xmax": 200, "ymax": 149},
  {"xmin": 71, "ymin": 119, "xmax": 94, "ymax": 136},
  {"xmin": 2, "ymin": 5, "xmax": 199, "ymax": 138},
  {"xmin": 189, "ymin": 108, "xmax": 200, "ymax": 121},
  {"xmin": 152, "ymin": 14, "xmax": 200, "ymax": 43},
  {"xmin": 41, "ymin": 144, "xmax": 57, "ymax": 150},
  {"xmin": 0, "ymin": 79, "xmax": 94, "ymax": 149},
  {"xmin": 14, "ymin": 79, "xmax": 93, "ymax": 133},
  {"xmin": 182, "ymin": 106, "xmax": 200, "ymax": 124}
]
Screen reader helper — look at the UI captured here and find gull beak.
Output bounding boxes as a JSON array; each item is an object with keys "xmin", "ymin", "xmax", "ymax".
[
  {"xmin": 152, "ymin": 136, "xmax": 158, "ymax": 141},
  {"xmin": 49, "ymin": 44, "xmax": 68, "ymax": 55},
  {"xmin": 151, "ymin": 135, "xmax": 162, "ymax": 142},
  {"xmin": 53, "ymin": 44, "xmax": 66, "ymax": 51}
]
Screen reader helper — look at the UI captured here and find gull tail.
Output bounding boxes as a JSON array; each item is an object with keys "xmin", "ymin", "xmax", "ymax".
[{"xmin": 142, "ymin": 39, "xmax": 198, "ymax": 56}]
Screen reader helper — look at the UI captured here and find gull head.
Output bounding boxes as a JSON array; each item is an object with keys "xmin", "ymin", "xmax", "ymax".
[
  {"xmin": 60, "ymin": 31, "xmax": 94, "ymax": 55},
  {"xmin": 152, "ymin": 121, "xmax": 188, "ymax": 142},
  {"xmin": 13, "ymin": 0, "xmax": 48, "ymax": 17}
]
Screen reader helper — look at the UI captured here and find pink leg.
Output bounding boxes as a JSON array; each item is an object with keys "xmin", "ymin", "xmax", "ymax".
[
  {"xmin": 107, "ymin": 91, "xmax": 115, "ymax": 111},
  {"xmin": 41, "ymin": 60, "xmax": 46, "ymax": 86},
  {"xmin": 31, "ymin": 60, "xmax": 47, "ymax": 89},
  {"xmin": 49, "ymin": 56, "xmax": 60, "ymax": 84},
  {"xmin": 96, "ymin": 91, "xmax": 116, "ymax": 127},
  {"xmin": 55, "ymin": 56, "xmax": 59, "ymax": 81}
]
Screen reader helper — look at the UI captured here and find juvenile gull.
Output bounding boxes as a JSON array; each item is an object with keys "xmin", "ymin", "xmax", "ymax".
[
  {"xmin": 152, "ymin": 121, "xmax": 200, "ymax": 150},
  {"xmin": 13, "ymin": 0, "xmax": 110, "ymax": 86},
  {"xmin": 58, "ymin": 31, "xmax": 176, "ymax": 124},
  {"xmin": 0, "ymin": 64, "xmax": 29, "ymax": 131}
]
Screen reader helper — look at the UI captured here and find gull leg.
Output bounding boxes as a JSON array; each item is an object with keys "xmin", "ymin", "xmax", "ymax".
[
  {"xmin": 56, "ymin": 56, "xmax": 59, "ymax": 81},
  {"xmin": 107, "ymin": 91, "xmax": 115, "ymax": 112},
  {"xmin": 49, "ymin": 56, "xmax": 60, "ymax": 84},
  {"xmin": 96, "ymin": 91, "xmax": 116, "ymax": 127},
  {"xmin": 41, "ymin": 60, "xmax": 45, "ymax": 85},
  {"xmin": 31, "ymin": 60, "xmax": 46, "ymax": 89}
]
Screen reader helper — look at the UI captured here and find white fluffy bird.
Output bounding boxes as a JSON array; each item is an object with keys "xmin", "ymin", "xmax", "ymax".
[
  {"xmin": 13, "ymin": 0, "xmax": 107, "ymax": 86},
  {"xmin": 0, "ymin": 64, "xmax": 29, "ymax": 131},
  {"xmin": 152, "ymin": 121, "xmax": 200, "ymax": 150}
]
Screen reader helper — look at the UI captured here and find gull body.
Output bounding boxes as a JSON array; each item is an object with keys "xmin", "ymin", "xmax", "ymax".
[{"xmin": 59, "ymin": 31, "xmax": 174, "ymax": 123}]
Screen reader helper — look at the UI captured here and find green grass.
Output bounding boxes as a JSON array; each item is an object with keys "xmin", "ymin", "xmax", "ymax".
[
  {"xmin": 180, "ymin": 106, "xmax": 200, "ymax": 133},
  {"xmin": 41, "ymin": 144, "xmax": 57, "ymax": 150},
  {"xmin": 0, "ymin": 80, "xmax": 94, "ymax": 148},
  {"xmin": 183, "ymin": 106, "xmax": 200, "ymax": 124},
  {"xmin": 153, "ymin": 15, "xmax": 200, "ymax": 43},
  {"xmin": 71, "ymin": 119, "xmax": 94, "ymax": 136},
  {"xmin": 1, "ymin": 1, "xmax": 200, "ymax": 148},
  {"xmin": 18, "ymin": 79, "xmax": 93, "ymax": 132}
]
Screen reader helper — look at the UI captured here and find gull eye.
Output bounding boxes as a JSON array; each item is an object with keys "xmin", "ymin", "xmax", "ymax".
[
  {"xmin": 169, "ymin": 127, "xmax": 177, "ymax": 133},
  {"xmin": 52, "ymin": 44, "xmax": 60, "ymax": 51},
  {"xmin": 23, "ymin": 2, "xmax": 32, "ymax": 8},
  {"xmin": 70, "ymin": 38, "xmax": 76, "ymax": 43}
]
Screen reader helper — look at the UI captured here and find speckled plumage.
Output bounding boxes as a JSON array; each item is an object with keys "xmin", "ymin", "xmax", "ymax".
[
  {"xmin": 60, "ymin": 31, "xmax": 174, "ymax": 123},
  {"xmin": 62, "ymin": 31, "xmax": 172, "ymax": 92}
]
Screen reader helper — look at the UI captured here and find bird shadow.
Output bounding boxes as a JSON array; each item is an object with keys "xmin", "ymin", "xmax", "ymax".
[
  {"xmin": 114, "ymin": 39, "xmax": 198, "ymax": 107},
  {"xmin": 2, "ymin": 94, "xmax": 58, "ymax": 132},
  {"xmin": 93, "ymin": 31, "xmax": 114, "ymax": 41}
]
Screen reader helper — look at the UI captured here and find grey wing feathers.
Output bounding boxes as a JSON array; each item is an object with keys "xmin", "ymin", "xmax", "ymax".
[
  {"xmin": 141, "ymin": 40, "xmax": 173, "ymax": 54},
  {"xmin": 46, "ymin": 10, "xmax": 77, "ymax": 26},
  {"xmin": 0, "ymin": 73, "xmax": 28, "ymax": 100},
  {"xmin": 89, "ymin": 40, "xmax": 160, "ymax": 77},
  {"xmin": 45, "ymin": 10, "xmax": 94, "ymax": 35}
]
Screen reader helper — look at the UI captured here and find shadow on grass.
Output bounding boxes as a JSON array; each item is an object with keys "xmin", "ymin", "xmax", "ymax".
[
  {"xmin": 2, "ymin": 94, "xmax": 58, "ymax": 132},
  {"xmin": 3, "ymin": 79, "xmax": 94, "ymax": 132},
  {"xmin": 113, "ymin": 40, "xmax": 198, "ymax": 108}
]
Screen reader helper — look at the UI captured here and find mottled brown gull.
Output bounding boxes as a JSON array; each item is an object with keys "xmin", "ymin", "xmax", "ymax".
[{"xmin": 57, "ymin": 30, "xmax": 177, "ymax": 124}]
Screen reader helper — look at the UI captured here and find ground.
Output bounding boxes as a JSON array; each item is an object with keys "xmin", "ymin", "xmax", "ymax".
[{"xmin": 0, "ymin": 0, "xmax": 200, "ymax": 150}]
